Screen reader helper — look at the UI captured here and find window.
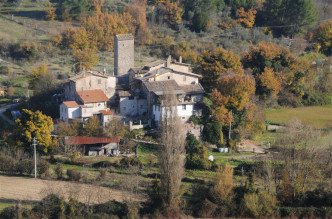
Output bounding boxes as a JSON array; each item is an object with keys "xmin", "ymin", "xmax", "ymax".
[
  {"xmin": 98, "ymin": 79, "xmax": 101, "ymax": 84},
  {"xmin": 182, "ymin": 104, "xmax": 186, "ymax": 110},
  {"xmin": 140, "ymin": 105, "xmax": 143, "ymax": 109},
  {"xmin": 123, "ymin": 107, "xmax": 126, "ymax": 111},
  {"xmin": 167, "ymin": 76, "xmax": 170, "ymax": 80}
]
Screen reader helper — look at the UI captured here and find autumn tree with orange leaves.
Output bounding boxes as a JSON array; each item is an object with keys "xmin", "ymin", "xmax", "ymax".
[
  {"xmin": 210, "ymin": 73, "xmax": 262, "ymax": 145},
  {"xmin": 157, "ymin": 0, "xmax": 183, "ymax": 27},
  {"xmin": 194, "ymin": 47, "xmax": 244, "ymax": 92},
  {"xmin": 236, "ymin": 7, "xmax": 257, "ymax": 28},
  {"xmin": 242, "ymin": 41, "xmax": 321, "ymax": 104}
]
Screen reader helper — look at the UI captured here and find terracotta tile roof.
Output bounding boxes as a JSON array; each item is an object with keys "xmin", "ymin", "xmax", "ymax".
[
  {"xmin": 62, "ymin": 101, "xmax": 83, "ymax": 108},
  {"xmin": 100, "ymin": 109, "xmax": 113, "ymax": 115},
  {"xmin": 77, "ymin": 89, "xmax": 109, "ymax": 103},
  {"xmin": 64, "ymin": 136, "xmax": 120, "ymax": 145}
]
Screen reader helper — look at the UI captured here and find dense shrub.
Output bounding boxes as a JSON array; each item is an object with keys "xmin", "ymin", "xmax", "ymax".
[
  {"xmin": 54, "ymin": 163, "xmax": 64, "ymax": 179},
  {"xmin": 119, "ymin": 156, "xmax": 142, "ymax": 168},
  {"xmin": 66, "ymin": 168, "xmax": 82, "ymax": 181},
  {"xmin": 93, "ymin": 200, "xmax": 129, "ymax": 218},
  {"xmin": 98, "ymin": 168, "xmax": 107, "ymax": 180},
  {"xmin": 16, "ymin": 159, "xmax": 34, "ymax": 175},
  {"xmin": 279, "ymin": 207, "xmax": 332, "ymax": 218},
  {"xmin": 32, "ymin": 194, "xmax": 66, "ymax": 219},
  {"xmin": 37, "ymin": 160, "xmax": 50, "ymax": 177},
  {"xmin": 243, "ymin": 191, "xmax": 277, "ymax": 217},
  {"xmin": 92, "ymin": 160, "xmax": 112, "ymax": 168},
  {"xmin": 0, "ymin": 65, "xmax": 9, "ymax": 75},
  {"xmin": 202, "ymin": 120, "xmax": 223, "ymax": 145},
  {"xmin": 10, "ymin": 42, "xmax": 39, "ymax": 61}
]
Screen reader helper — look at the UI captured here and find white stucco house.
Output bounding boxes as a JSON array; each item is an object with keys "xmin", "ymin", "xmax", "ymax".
[{"xmin": 60, "ymin": 89, "xmax": 110, "ymax": 123}]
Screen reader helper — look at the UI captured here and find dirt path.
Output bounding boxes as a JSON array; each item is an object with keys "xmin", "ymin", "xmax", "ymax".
[
  {"xmin": 0, "ymin": 175, "xmax": 145, "ymax": 204},
  {"xmin": 237, "ymin": 139, "xmax": 266, "ymax": 153}
]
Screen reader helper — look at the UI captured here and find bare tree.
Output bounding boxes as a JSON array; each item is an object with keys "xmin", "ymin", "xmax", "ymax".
[{"xmin": 159, "ymin": 89, "xmax": 186, "ymax": 210}]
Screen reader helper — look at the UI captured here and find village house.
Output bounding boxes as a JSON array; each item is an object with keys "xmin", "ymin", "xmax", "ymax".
[
  {"xmin": 120, "ymin": 55, "xmax": 205, "ymax": 125},
  {"xmin": 60, "ymin": 89, "xmax": 110, "ymax": 123},
  {"xmin": 63, "ymin": 71, "xmax": 117, "ymax": 103},
  {"xmin": 64, "ymin": 136, "xmax": 120, "ymax": 156}
]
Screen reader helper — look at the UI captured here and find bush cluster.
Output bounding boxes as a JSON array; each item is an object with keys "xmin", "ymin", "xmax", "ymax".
[
  {"xmin": 0, "ymin": 194, "xmax": 131, "ymax": 219},
  {"xmin": 66, "ymin": 168, "xmax": 81, "ymax": 181},
  {"xmin": 118, "ymin": 156, "xmax": 142, "ymax": 168}
]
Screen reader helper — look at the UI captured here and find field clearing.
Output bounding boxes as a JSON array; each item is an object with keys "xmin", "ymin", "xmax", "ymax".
[
  {"xmin": 265, "ymin": 105, "xmax": 332, "ymax": 129},
  {"xmin": 0, "ymin": 175, "xmax": 145, "ymax": 205}
]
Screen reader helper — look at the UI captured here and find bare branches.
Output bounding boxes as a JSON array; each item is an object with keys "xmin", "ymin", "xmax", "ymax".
[{"xmin": 159, "ymin": 88, "xmax": 186, "ymax": 209}]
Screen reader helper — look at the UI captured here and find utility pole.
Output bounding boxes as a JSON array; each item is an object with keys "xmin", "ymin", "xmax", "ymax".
[
  {"xmin": 32, "ymin": 137, "xmax": 37, "ymax": 179},
  {"xmin": 229, "ymin": 110, "xmax": 232, "ymax": 141}
]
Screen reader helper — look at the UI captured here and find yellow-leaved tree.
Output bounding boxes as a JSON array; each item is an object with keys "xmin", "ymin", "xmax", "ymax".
[
  {"xmin": 194, "ymin": 47, "xmax": 244, "ymax": 92},
  {"xmin": 11, "ymin": 109, "xmax": 57, "ymax": 153},
  {"xmin": 236, "ymin": 7, "xmax": 257, "ymax": 28}
]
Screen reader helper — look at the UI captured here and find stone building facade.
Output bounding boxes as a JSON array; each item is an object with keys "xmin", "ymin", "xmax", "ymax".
[{"xmin": 64, "ymin": 71, "xmax": 116, "ymax": 103}]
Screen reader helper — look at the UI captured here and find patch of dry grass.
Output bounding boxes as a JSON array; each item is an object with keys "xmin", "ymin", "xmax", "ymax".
[{"xmin": 265, "ymin": 105, "xmax": 332, "ymax": 129}]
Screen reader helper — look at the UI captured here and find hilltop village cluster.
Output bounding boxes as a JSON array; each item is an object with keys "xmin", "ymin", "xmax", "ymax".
[{"xmin": 60, "ymin": 34, "xmax": 205, "ymax": 128}]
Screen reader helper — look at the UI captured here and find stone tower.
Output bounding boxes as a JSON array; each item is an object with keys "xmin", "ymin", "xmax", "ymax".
[{"xmin": 114, "ymin": 34, "xmax": 134, "ymax": 76}]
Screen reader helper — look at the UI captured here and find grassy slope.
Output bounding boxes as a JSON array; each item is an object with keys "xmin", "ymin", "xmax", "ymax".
[{"xmin": 265, "ymin": 105, "xmax": 332, "ymax": 129}]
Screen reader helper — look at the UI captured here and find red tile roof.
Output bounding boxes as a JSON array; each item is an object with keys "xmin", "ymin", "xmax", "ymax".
[
  {"xmin": 77, "ymin": 89, "xmax": 109, "ymax": 103},
  {"xmin": 100, "ymin": 109, "xmax": 113, "ymax": 115},
  {"xmin": 62, "ymin": 101, "xmax": 83, "ymax": 108},
  {"xmin": 64, "ymin": 136, "xmax": 120, "ymax": 145}
]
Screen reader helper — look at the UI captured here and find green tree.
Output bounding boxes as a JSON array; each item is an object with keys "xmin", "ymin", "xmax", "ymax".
[
  {"xmin": 185, "ymin": 132, "xmax": 211, "ymax": 169},
  {"xmin": 202, "ymin": 120, "xmax": 223, "ymax": 145},
  {"xmin": 194, "ymin": 47, "xmax": 244, "ymax": 92},
  {"xmin": 192, "ymin": 10, "xmax": 209, "ymax": 32},
  {"xmin": 260, "ymin": 0, "xmax": 318, "ymax": 36},
  {"xmin": 11, "ymin": 109, "xmax": 56, "ymax": 153},
  {"xmin": 55, "ymin": 0, "xmax": 93, "ymax": 21}
]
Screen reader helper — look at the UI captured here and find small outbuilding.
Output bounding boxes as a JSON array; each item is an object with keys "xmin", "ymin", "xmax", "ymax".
[{"xmin": 64, "ymin": 136, "xmax": 120, "ymax": 156}]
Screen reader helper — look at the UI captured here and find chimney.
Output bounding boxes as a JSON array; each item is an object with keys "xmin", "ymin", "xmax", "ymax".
[
  {"xmin": 166, "ymin": 55, "xmax": 171, "ymax": 68},
  {"xmin": 179, "ymin": 56, "xmax": 182, "ymax": 63}
]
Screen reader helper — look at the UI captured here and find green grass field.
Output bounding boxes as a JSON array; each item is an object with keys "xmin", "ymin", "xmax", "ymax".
[
  {"xmin": 265, "ymin": 105, "xmax": 332, "ymax": 129},
  {"xmin": 0, "ymin": 199, "xmax": 33, "ymax": 212}
]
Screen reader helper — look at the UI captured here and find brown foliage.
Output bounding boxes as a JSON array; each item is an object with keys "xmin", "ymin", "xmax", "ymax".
[
  {"xmin": 7, "ymin": 87, "xmax": 15, "ymax": 97},
  {"xmin": 236, "ymin": 7, "xmax": 257, "ymax": 28},
  {"xmin": 213, "ymin": 163, "xmax": 233, "ymax": 202},
  {"xmin": 72, "ymin": 48, "xmax": 99, "ymax": 71},
  {"xmin": 56, "ymin": 12, "xmax": 136, "ymax": 52},
  {"xmin": 159, "ymin": 89, "xmax": 186, "ymax": 210},
  {"xmin": 158, "ymin": 0, "xmax": 183, "ymax": 27},
  {"xmin": 258, "ymin": 67, "xmax": 282, "ymax": 97},
  {"xmin": 44, "ymin": 2, "xmax": 56, "ymax": 21},
  {"xmin": 195, "ymin": 47, "xmax": 244, "ymax": 91}
]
